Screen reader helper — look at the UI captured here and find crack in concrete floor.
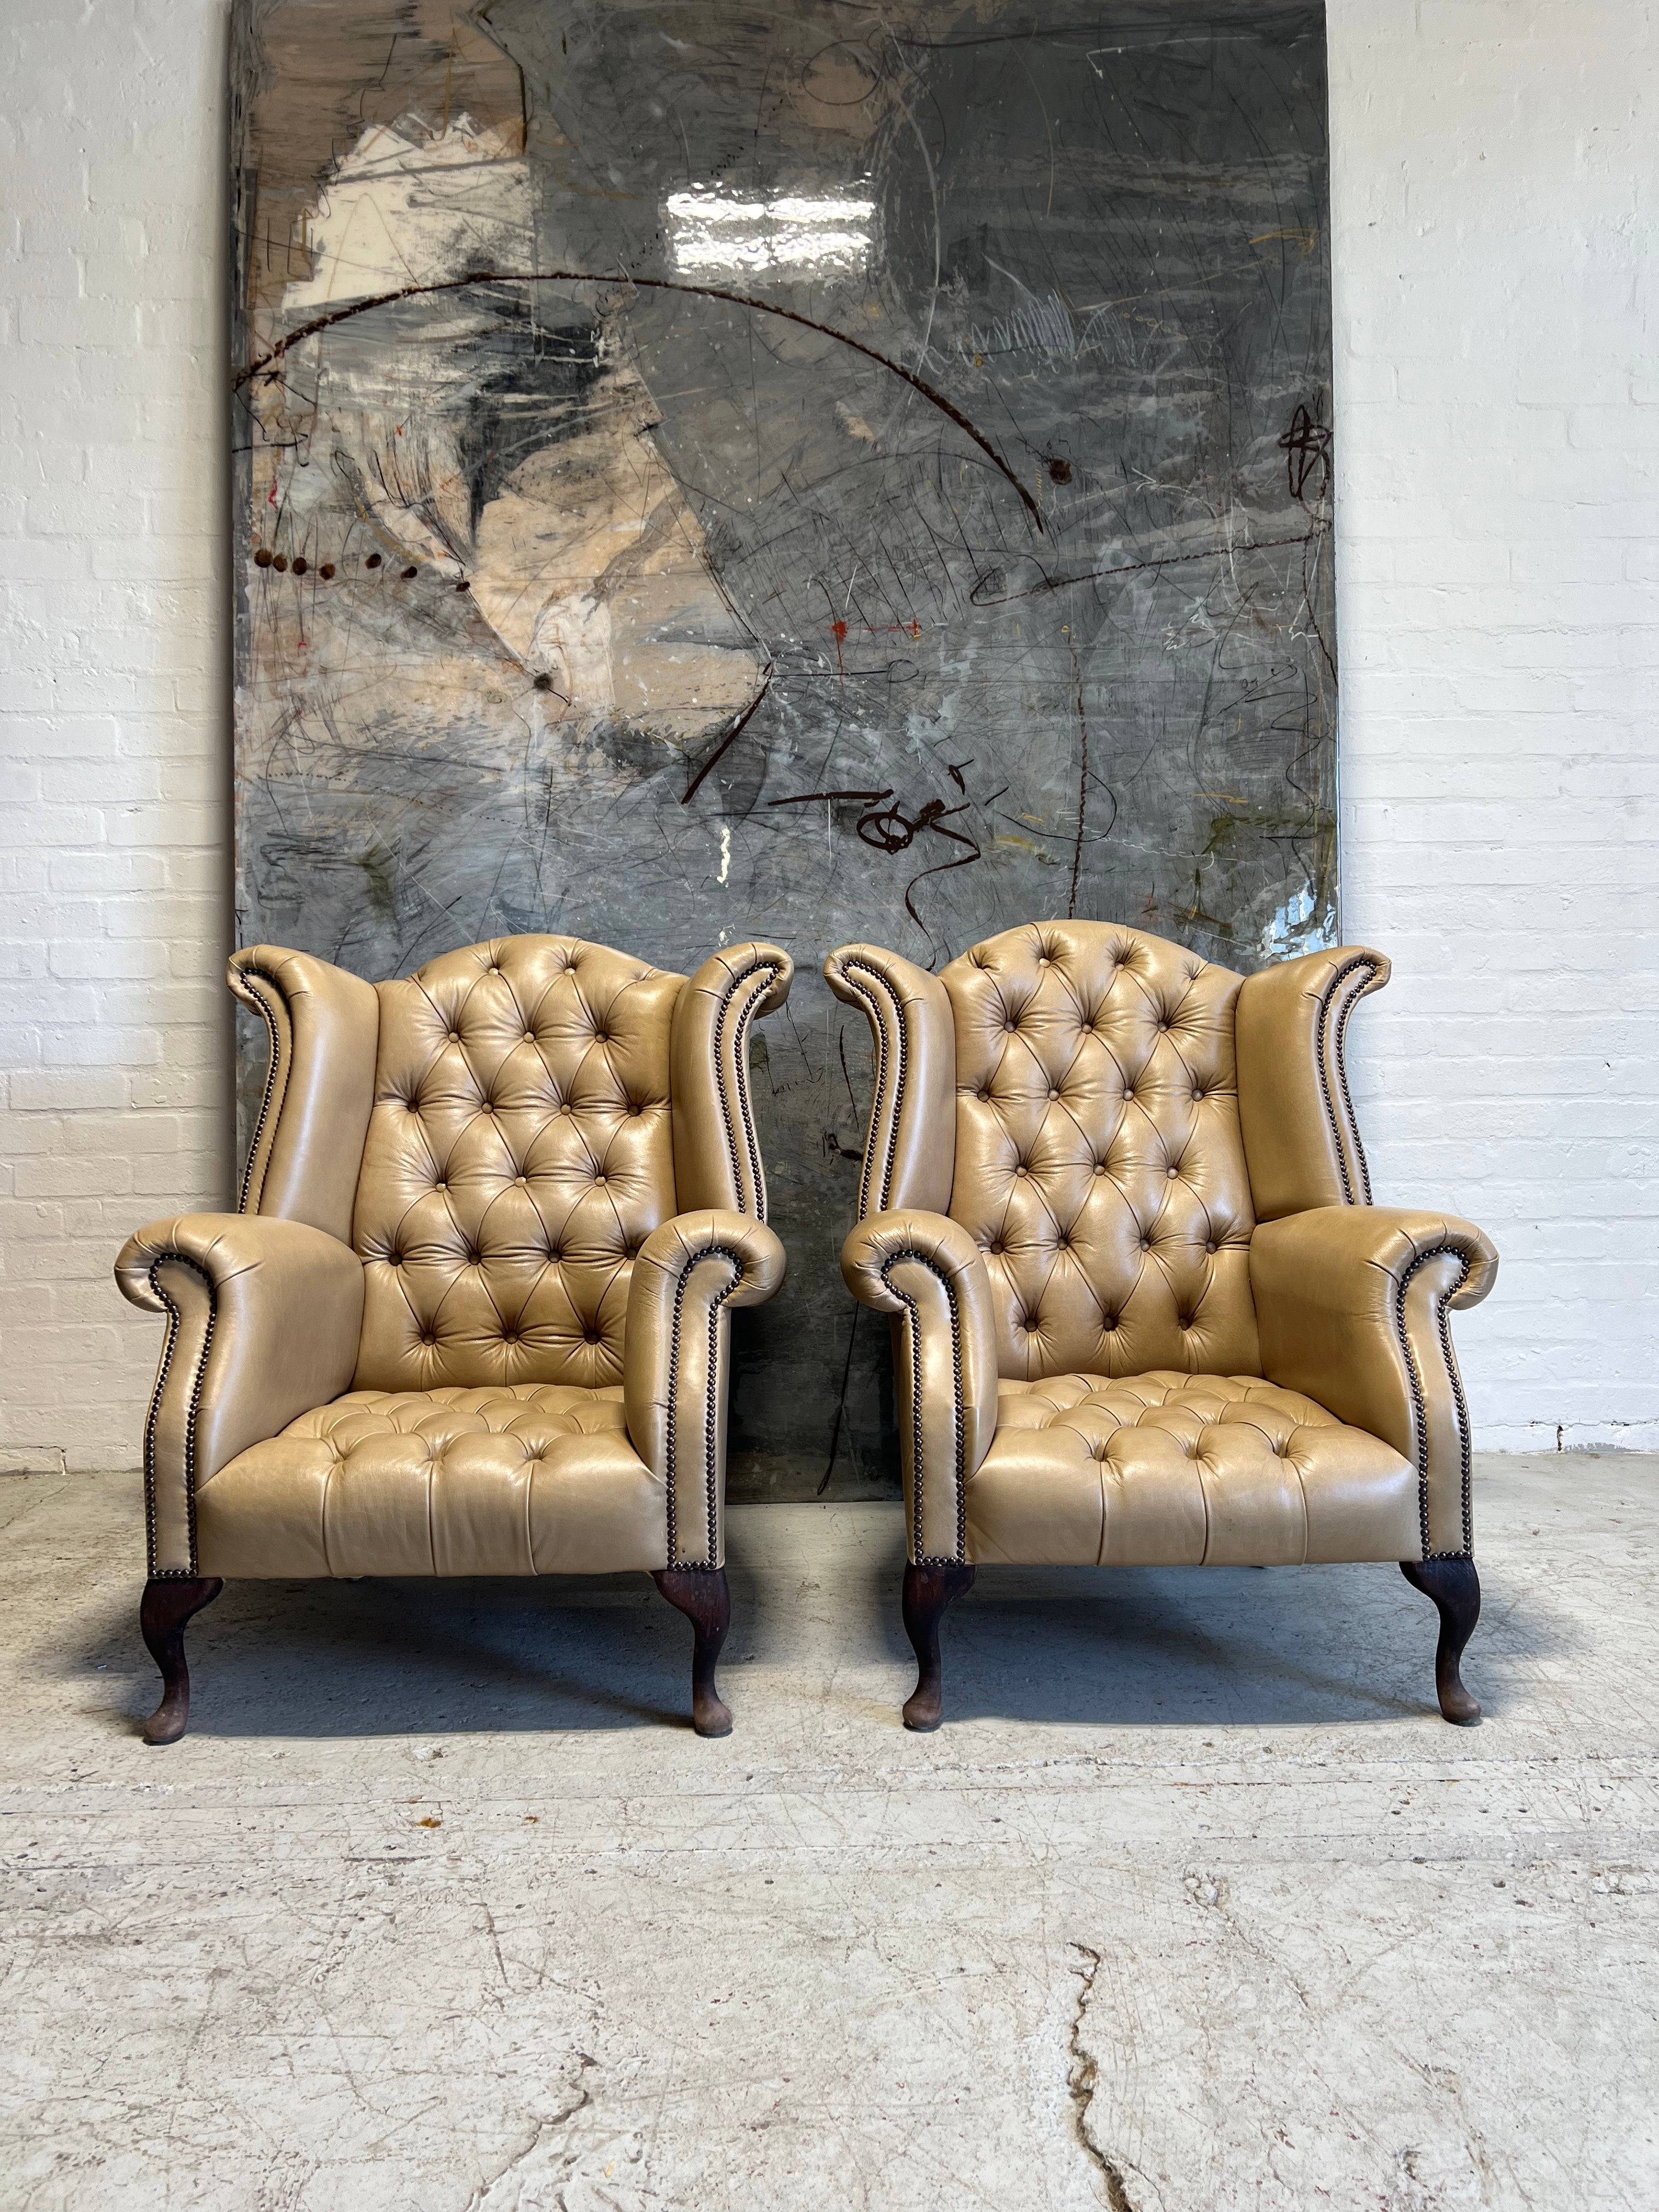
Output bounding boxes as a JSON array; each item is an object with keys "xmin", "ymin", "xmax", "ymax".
[
  {"xmin": 1065, "ymin": 1942, "xmax": 1137, "ymax": 2210},
  {"xmin": 1, "ymin": 1456, "xmax": 1655, "ymax": 2208}
]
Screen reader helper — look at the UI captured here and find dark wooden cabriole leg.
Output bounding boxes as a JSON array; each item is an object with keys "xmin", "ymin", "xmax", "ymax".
[
  {"xmin": 901, "ymin": 1561, "xmax": 976, "ymax": 1732},
  {"xmin": 138, "ymin": 1576, "xmax": 223, "ymax": 1745},
  {"xmin": 1400, "ymin": 1556, "xmax": 1481, "ymax": 1725},
  {"xmin": 652, "ymin": 1566, "xmax": 733, "ymax": 1737}
]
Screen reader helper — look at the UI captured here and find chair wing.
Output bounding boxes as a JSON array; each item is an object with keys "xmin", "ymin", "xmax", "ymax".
[
  {"xmin": 1234, "ymin": 944, "xmax": 1391, "ymax": 1219},
  {"xmin": 671, "ymin": 942, "xmax": 794, "ymax": 1217},
  {"xmin": 824, "ymin": 943, "xmax": 956, "ymax": 1216},
  {"xmin": 229, "ymin": 945, "xmax": 380, "ymax": 1241}
]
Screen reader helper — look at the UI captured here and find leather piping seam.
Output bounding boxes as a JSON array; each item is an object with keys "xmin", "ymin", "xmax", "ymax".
[
  {"xmin": 1392, "ymin": 1244, "xmax": 1474, "ymax": 1561},
  {"xmin": 879, "ymin": 1246, "xmax": 967, "ymax": 1566},
  {"xmin": 1313, "ymin": 956, "xmax": 1379, "ymax": 1206},
  {"xmin": 713, "ymin": 957, "xmax": 782, "ymax": 1221},
  {"xmin": 839, "ymin": 957, "xmax": 905, "ymax": 1217},
  {"xmin": 663, "ymin": 1243, "xmax": 743, "ymax": 1570},
  {"xmin": 142, "ymin": 1253, "xmax": 215, "ymax": 1579},
  {"xmin": 234, "ymin": 967, "xmax": 285, "ymax": 1214}
]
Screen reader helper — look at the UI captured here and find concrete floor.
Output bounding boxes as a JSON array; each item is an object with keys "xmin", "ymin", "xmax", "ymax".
[{"xmin": 2, "ymin": 1457, "xmax": 1655, "ymax": 2210}]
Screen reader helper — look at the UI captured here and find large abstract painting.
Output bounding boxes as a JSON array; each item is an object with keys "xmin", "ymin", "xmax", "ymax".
[{"xmin": 231, "ymin": 0, "xmax": 1337, "ymax": 1498}]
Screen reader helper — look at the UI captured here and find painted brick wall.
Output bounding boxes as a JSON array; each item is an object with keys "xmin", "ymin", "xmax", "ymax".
[
  {"xmin": 1329, "ymin": 1, "xmax": 1658, "ymax": 1448},
  {"xmin": 1, "ymin": 0, "xmax": 1654, "ymax": 1469},
  {"xmin": 1, "ymin": 1, "xmax": 232, "ymax": 1472}
]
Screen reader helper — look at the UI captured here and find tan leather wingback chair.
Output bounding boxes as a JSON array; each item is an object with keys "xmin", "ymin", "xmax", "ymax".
[
  {"xmin": 826, "ymin": 922, "xmax": 1498, "ymax": 1730},
  {"xmin": 115, "ymin": 934, "xmax": 792, "ymax": 1743}
]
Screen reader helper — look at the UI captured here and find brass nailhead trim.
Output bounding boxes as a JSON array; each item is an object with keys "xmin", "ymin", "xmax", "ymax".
[
  {"xmin": 1393, "ymin": 1244, "xmax": 1475, "ymax": 1561},
  {"xmin": 712, "ymin": 957, "xmax": 784, "ymax": 1222},
  {"xmin": 837, "ymin": 956, "xmax": 906, "ymax": 1218},
  {"xmin": 234, "ymin": 968, "xmax": 285, "ymax": 1214},
  {"xmin": 1314, "ymin": 955, "xmax": 1380, "ymax": 1207},
  {"xmin": 142, "ymin": 1253, "xmax": 216, "ymax": 1578},
  {"xmin": 880, "ymin": 1246, "xmax": 968, "ymax": 1566},
  {"xmin": 664, "ymin": 1243, "xmax": 744, "ymax": 1569}
]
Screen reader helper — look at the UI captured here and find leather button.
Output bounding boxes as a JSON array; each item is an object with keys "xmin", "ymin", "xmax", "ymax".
[
  {"xmin": 583, "ymin": 1329, "xmax": 601, "ymax": 1346},
  {"xmin": 421, "ymin": 1333, "xmax": 436, "ymax": 1347},
  {"xmin": 1206, "ymin": 1240, "xmax": 1217, "ymax": 1254},
  {"xmin": 1167, "ymin": 1165, "xmax": 1179, "ymax": 1179},
  {"xmin": 548, "ymin": 1249, "xmax": 563, "ymax": 1265},
  {"xmin": 434, "ymin": 1179, "xmax": 447, "ymax": 1192},
  {"xmin": 447, "ymin": 1030, "xmax": 460, "ymax": 1043},
  {"xmin": 1003, "ymin": 1020, "xmax": 1016, "ymax": 1034},
  {"xmin": 522, "ymin": 1031, "xmax": 535, "ymax": 1045},
  {"xmin": 514, "ymin": 1175, "xmax": 527, "ymax": 1188},
  {"xmin": 1192, "ymin": 1087, "xmax": 1205, "ymax": 1101},
  {"xmin": 558, "ymin": 1102, "xmax": 571, "ymax": 1115},
  {"xmin": 1139, "ymin": 1237, "xmax": 1151, "ymax": 1251},
  {"xmin": 594, "ymin": 1172, "xmax": 607, "ymax": 1186},
  {"xmin": 388, "ymin": 1254, "xmax": 403, "ymax": 1269},
  {"xmin": 1013, "ymin": 1164, "xmax": 1028, "ymax": 1178},
  {"xmin": 1047, "ymin": 1087, "xmax": 1060, "ymax": 1101},
  {"xmin": 1102, "ymin": 1315, "xmax": 1118, "ymax": 1332}
]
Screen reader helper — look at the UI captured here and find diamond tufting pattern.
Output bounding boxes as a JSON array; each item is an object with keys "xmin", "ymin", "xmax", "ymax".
[
  {"xmin": 353, "ymin": 936, "xmax": 684, "ymax": 1392},
  {"xmin": 942, "ymin": 921, "xmax": 1260, "ymax": 1381},
  {"xmin": 967, "ymin": 1370, "xmax": 1419, "ymax": 1566},
  {"xmin": 194, "ymin": 1383, "xmax": 669, "ymax": 1577}
]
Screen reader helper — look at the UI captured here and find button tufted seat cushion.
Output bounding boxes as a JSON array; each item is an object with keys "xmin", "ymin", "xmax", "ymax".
[
  {"xmin": 194, "ymin": 1384, "xmax": 666, "ymax": 1579},
  {"xmin": 968, "ymin": 1372, "xmax": 1418, "ymax": 1567}
]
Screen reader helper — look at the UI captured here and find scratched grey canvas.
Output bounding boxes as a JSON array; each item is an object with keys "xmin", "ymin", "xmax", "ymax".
[{"xmin": 231, "ymin": 0, "xmax": 1336, "ymax": 1498}]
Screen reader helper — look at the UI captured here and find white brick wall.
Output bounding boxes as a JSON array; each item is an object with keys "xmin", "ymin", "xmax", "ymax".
[
  {"xmin": 1, "ymin": 1, "xmax": 1653, "ymax": 1469},
  {"xmin": 1, "ymin": 1, "xmax": 232, "ymax": 1473},
  {"xmin": 1330, "ymin": 1, "xmax": 1659, "ymax": 1449}
]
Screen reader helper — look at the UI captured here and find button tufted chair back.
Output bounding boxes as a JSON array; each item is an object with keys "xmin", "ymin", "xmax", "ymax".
[
  {"xmin": 353, "ymin": 936, "xmax": 687, "ymax": 1392},
  {"xmin": 941, "ymin": 921, "xmax": 1261, "ymax": 1381}
]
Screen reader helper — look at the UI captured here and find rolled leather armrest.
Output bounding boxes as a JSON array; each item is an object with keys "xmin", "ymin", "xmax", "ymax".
[
  {"xmin": 623, "ymin": 1210, "xmax": 787, "ymax": 1570},
  {"xmin": 115, "ymin": 1214, "xmax": 365, "ymax": 1576},
  {"xmin": 823, "ymin": 943, "xmax": 956, "ymax": 1217},
  {"xmin": 1249, "ymin": 1206, "xmax": 1499, "ymax": 1559},
  {"xmin": 840, "ymin": 1209, "xmax": 1000, "ymax": 1565}
]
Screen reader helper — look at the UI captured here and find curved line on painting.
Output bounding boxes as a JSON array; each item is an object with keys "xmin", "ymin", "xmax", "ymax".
[{"xmin": 235, "ymin": 268, "xmax": 1043, "ymax": 532}]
